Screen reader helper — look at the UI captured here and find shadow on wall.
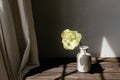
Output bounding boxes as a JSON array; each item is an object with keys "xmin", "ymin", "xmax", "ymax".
[{"xmin": 31, "ymin": 0, "xmax": 120, "ymax": 57}]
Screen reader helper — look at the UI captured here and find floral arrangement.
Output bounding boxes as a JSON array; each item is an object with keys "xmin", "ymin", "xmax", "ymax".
[
  {"xmin": 61, "ymin": 29, "xmax": 82, "ymax": 50},
  {"xmin": 61, "ymin": 29, "xmax": 91, "ymax": 73}
]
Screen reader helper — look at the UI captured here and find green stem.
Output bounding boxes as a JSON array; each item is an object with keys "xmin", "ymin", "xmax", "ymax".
[{"xmin": 80, "ymin": 42, "xmax": 82, "ymax": 47}]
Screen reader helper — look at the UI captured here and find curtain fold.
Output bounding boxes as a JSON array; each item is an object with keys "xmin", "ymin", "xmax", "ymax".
[{"xmin": 0, "ymin": 0, "xmax": 39, "ymax": 80}]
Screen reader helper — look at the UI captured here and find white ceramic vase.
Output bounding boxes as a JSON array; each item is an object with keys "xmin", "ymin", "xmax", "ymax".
[{"xmin": 77, "ymin": 46, "xmax": 91, "ymax": 72}]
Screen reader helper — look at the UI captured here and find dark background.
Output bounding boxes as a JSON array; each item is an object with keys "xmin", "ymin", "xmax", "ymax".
[{"xmin": 31, "ymin": 0, "xmax": 120, "ymax": 58}]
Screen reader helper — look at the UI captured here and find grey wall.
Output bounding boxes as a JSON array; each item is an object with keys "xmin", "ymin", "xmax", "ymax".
[{"xmin": 31, "ymin": 0, "xmax": 120, "ymax": 57}]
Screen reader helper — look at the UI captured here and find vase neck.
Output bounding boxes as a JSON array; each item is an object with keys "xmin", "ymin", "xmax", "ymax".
[
  {"xmin": 80, "ymin": 49, "xmax": 87, "ymax": 54},
  {"xmin": 79, "ymin": 46, "xmax": 89, "ymax": 55}
]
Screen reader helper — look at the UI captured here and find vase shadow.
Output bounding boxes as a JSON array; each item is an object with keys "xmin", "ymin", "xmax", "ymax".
[{"xmin": 90, "ymin": 58, "xmax": 105, "ymax": 80}]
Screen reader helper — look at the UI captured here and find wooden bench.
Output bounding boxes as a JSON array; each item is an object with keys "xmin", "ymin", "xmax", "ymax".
[{"xmin": 25, "ymin": 57, "xmax": 120, "ymax": 80}]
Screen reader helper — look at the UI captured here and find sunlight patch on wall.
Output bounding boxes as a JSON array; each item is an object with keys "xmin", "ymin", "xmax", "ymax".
[{"xmin": 100, "ymin": 36, "xmax": 116, "ymax": 57}]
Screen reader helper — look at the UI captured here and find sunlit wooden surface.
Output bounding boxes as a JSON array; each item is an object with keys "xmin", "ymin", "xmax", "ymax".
[{"xmin": 25, "ymin": 57, "xmax": 120, "ymax": 80}]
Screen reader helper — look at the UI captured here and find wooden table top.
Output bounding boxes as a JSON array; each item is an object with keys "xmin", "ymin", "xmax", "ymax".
[{"xmin": 25, "ymin": 57, "xmax": 120, "ymax": 80}]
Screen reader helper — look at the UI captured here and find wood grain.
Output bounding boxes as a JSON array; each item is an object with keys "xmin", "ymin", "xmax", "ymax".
[{"xmin": 25, "ymin": 57, "xmax": 120, "ymax": 80}]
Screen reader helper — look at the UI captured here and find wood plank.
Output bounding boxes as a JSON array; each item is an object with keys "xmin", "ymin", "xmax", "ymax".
[
  {"xmin": 26, "ymin": 73, "xmax": 120, "ymax": 80},
  {"xmin": 25, "ymin": 57, "xmax": 120, "ymax": 80},
  {"xmin": 95, "ymin": 57, "xmax": 120, "ymax": 62},
  {"xmin": 60, "ymin": 62, "xmax": 120, "ymax": 67},
  {"xmin": 38, "ymin": 67, "xmax": 120, "ymax": 74}
]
